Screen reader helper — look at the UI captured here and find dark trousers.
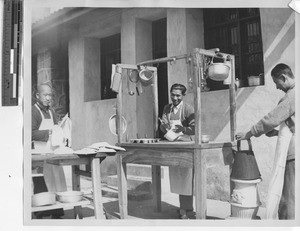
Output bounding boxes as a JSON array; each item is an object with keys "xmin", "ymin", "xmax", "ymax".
[
  {"xmin": 33, "ymin": 176, "xmax": 64, "ymax": 218},
  {"xmin": 179, "ymin": 195, "xmax": 193, "ymax": 211},
  {"xmin": 278, "ymin": 159, "xmax": 295, "ymax": 219}
]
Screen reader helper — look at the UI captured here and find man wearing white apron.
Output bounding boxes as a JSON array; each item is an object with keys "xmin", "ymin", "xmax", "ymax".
[
  {"xmin": 160, "ymin": 83, "xmax": 195, "ymax": 219},
  {"xmin": 236, "ymin": 63, "xmax": 295, "ymax": 219},
  {"xmin": 32, "ymin": 83, "xmax": 67, "ymax": 219}
]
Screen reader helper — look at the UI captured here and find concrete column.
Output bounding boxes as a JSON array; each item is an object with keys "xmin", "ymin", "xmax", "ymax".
[
  {"xmin": 36, "ymin": 48, "xmax": 52, "ymax": 85},
  {"xmin": 84, "ymin": 38, "xmax": 101, "ymax": 102},
  {"xmin": 135, "ymin": 18, "xmax": 154, "ymax": 137},
  {"xmin": 167, "ymin": 9, "xmax": 204, "ymax": 105},
  {"xmin": 68, "ymin": 37, "xmax": 86, "ymax": 149},
  {"xmin": 167, "ymin": 8, "xmax": 188, "ymax": 92}
]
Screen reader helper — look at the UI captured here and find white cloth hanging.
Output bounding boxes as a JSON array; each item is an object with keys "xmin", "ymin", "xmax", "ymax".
[{"xmin": 266, "ymin": 123, "xmax": 292, "ymax": 219}]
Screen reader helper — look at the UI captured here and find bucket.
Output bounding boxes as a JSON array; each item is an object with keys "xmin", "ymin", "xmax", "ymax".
[{"xmin": 230, "ymin": 139, "xmax": 261, "ymax": 180}]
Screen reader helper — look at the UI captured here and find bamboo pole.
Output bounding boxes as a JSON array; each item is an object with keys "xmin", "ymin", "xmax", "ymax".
[
  {"xmin": 228, "ymin": 55, "xmax": 236, "ymax": 141},
  {"xmin": 137, "ymin": 54, "xmax": 189, "ymax": 66},
  {"xmin": 192, "ymin": 48, "xmax": 207, "ymax": 219},
  {"xmin": 116, "ymin": 66, "xmax": 123, "ymax": 143},
  {"xmin": 152, "ymin": 69, "xmax": 159, "ymax": 138},
  {"xmin": 192, "ymin": 48, "xmax": 202, "ymax": 145}
]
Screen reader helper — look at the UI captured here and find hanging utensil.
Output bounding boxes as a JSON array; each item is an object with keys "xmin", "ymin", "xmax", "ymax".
[{"xmin": 127, "ymin": 74, "xmax": 134, "ymax": 96}]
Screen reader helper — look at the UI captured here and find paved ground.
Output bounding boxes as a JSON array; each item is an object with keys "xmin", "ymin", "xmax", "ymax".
[{"xmin": 46, "ymin": 166, "xmax": 266, "ymax": 220}]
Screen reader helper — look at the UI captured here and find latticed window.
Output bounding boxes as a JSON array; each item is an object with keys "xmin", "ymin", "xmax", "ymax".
[{"xmin": 204, "ymin": 8, "xmax": 264, "ymax": 90}]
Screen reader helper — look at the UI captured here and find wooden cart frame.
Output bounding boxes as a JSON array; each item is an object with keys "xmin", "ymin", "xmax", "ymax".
[{"xmin": 115, "ymin": 48, "xmax": 237, "ymax": 219}]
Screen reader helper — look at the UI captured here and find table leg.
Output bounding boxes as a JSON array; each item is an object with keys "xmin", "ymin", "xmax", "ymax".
[
  {"xmin": 116, "ymin": 154, "xmax": 128, "ymax": 219},
  {"xmin": 194, "ymin": 149, "xmax": 206, "ymax": 219},
  {"xmin": 91, "ymin": 157, "xmax": 105, "ymax": 219},
  {"xmin": 151, "ymin": 165, "xmax": 161, "ymax": 212},
  {"xmin": 72, "ymin": 166, "xmax": 83, "ymax": 219}
]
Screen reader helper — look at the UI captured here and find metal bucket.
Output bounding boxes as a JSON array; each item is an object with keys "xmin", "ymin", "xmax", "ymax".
[{"xmin": 230, "ymin": 140, "xmax": 261, "ymax": 180}]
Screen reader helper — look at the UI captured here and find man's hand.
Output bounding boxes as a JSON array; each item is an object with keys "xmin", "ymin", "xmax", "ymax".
[
  {"xmin": 235, "ymin": 131, "xmax": 252, "ymax": 140},
  {"xmin": 160, "ymin": 123, "xmax": 170, "ymax": 133},
  {"xmin": 266, "ymin": 129, "xmax": 279, "ymax": 137},
  {"xmin": 172, "ymin": 124, "xmax": 185, "ymax": 133}
]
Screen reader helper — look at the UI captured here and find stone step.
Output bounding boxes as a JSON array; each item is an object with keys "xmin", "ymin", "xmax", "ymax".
[
  {"xmin": 106, "ymin": 174, "xmax": 152, "ymax": 192},
  {"xmin": 126, "ymin": 164, "xmax": 165, "ymax": 178}
]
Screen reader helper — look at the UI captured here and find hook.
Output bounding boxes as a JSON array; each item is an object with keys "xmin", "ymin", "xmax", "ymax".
[
  {"xmin": 186, "ymin": 55, "xmax": 191, "ymax": 64},
  {"xmin": 170, "ymin": 57, "xmax": 176, "ymax": 65}
]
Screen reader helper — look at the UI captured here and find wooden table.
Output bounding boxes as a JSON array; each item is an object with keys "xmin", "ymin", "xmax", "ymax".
[
  {"xmin": 31, "ymin": 152, "xmax": 112, "ymax": 219},
  {"xmin": 116, "ymin": 140, "xmax": 235, "ymax": 219}
]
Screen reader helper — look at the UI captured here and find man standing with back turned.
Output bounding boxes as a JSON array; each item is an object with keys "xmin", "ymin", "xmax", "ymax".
[{"xmin": 236, "ymin": 63, "xmax": 295, "ymax": 219}]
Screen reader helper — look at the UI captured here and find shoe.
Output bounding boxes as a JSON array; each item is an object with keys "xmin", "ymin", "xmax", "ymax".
[{"xmin": 178, "ymin": 209, "xmax": 196, "ymax": 219}]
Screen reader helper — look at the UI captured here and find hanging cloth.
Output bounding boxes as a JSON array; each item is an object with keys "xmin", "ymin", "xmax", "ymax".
[{"xmin": 266, "ymin": 123, "xmax": 292, "ymax": 219}]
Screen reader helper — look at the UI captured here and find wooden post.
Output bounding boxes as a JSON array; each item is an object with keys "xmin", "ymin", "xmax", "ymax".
[
  {"xmin": 116, "ymin": 154, "xmax": 128, "ymax": 219},
  {"xmin": 194, "ymin": 149, "xmax": 207, "ymax": 219},
  {"xmin": 72, "ymin": 166, "xmax": 83, "ymax": 219},
  {"xmin": 91, "ymin": 157, "xmax": 105, "ymax": 219},
  {"xmin": 151, "ymin": 165, "xmax": 161, "ymax": 212}
]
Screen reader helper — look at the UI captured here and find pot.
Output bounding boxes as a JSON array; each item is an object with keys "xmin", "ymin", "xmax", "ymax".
[
  {"xmin": 32, "ymin": 192, "xmax": 56, "ymax": 207},
  {"xmin": 207, "ymin": 58, "xmax": 230, "ymax": 81},
  {"xmin": 56, "ymin": 191, "xmax": 83, "ymax": 203},
  {"xmin": 139, "ymin": 68, "xmax": 153, "ymax": 85}
]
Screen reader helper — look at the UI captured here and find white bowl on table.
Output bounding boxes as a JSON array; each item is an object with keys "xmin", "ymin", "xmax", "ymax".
[
  {"xmin": 56, "ymin": 191, "xmax": 83, "ymax": 203},
  {"xmin": 164, "ymin": 130, "xmax": 182, "ymax": 142}
]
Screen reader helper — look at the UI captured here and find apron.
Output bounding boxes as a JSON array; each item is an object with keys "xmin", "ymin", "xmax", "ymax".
[
  {"xmin": 168, "ymin": 104, "xmax": 193, "ymax": 195},
  {"xmin": 33, "ymin": 104, "xmax": 67, "ymax": 193},
  {"xmin": 266, "ymin": 123, "xmax": 292, "ymax": 219}
]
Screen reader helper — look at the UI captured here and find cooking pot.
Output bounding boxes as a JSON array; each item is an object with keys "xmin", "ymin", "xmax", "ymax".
[
  {"xmin": 139, "ymin": 68, "xmax": 153, "ymax": 85},
  {"xmin": 32, "ymin": 192, "xmax": 56, "ymax": 207},
  {"xmin": 56, "ymin": 191, "xmax": 83, "ymax": 203},
  {"xmin": 207, "ymin": 57, "xmax": 230, "ymax": 81}
]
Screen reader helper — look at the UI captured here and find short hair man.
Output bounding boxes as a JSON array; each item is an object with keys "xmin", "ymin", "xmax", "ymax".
[{"xmin": 236, "ymin": 63, "xmax": 295, "ymax": 219}]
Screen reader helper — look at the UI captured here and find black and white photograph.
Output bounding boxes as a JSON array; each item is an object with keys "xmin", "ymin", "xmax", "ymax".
[{"xmin": 0, "ymin": 0, "xmax": 299, "ymax": 230}]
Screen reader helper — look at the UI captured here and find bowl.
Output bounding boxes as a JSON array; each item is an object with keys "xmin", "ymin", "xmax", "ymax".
[
  {"xmin": 32, "ymin": 192, "xmax": 56, "ymax": 207},
  {"xmin": 208, "ymin": 63, "xmax": 230, "ymax": 81},
  {"xmin": 56, "ymin": 191, "xmax": 83, "ymax": 203},
  {"xmin": 164, "ymin": 130, "xmax": 181, "ymax": 142},
  {"xmin": 201, "ymin": 135, "xmax": 210, "ymax": 143}
]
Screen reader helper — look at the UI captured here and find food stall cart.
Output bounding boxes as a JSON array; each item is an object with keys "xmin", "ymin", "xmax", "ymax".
[
  {"xmin": 114, "ymin": 48, "xmax": 237, "ymax": 219},
  {"xmin": 31, "ymin": 151, "xmax": 113, "ymax": 219}
]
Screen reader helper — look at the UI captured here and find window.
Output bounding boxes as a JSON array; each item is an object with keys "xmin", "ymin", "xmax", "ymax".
[
  {"xmin": 100, "ymin": 33, "xmax": 121, "ymax": 99},
  {"xmin": 204, "ymin": 8, "xmax": 264, "ymax": 90}
]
